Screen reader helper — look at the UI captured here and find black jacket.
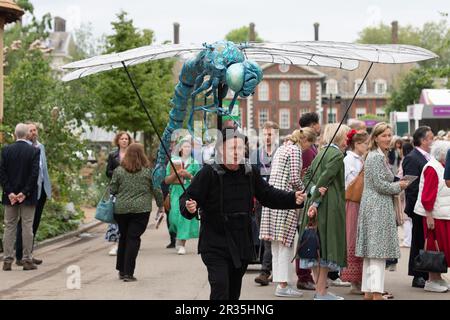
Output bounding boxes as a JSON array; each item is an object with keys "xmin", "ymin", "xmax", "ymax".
[
  {"xmin": 0, "ymin": 140, "xmax": 40, "ymax": 206},
  {"xmin": 106, "ymin": 149, "xmax": 120, "ymax": 179},
  {"xmin": 180, "ymin": 163, "xmax": 300, "ymax": 268},
  {"xmin": 402, "ymin": 148, "xmax": 428, "ymax": 217}
]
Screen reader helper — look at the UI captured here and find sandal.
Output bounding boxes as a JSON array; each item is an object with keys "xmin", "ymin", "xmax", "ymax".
[{"xmin": 382, "ymin": 291, "xmax": 394, "ymax": 299}]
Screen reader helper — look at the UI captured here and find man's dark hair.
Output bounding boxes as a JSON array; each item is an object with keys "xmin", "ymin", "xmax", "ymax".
[
  {"xmin": 299, "ymin": 112, "xmax": 319, "ymax": 128},
  {"xmin": 402, "ymin": 142, "xmax": 414, "ymax": 157},
  {"xmin": 413, "ymin": 126, "xmax": 432, "ymax": 147},
  {"xmin": 215, "ymin": 128, "xmax": 247, "ymax": 149}
]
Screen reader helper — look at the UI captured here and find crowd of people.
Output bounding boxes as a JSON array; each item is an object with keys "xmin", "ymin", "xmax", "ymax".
[{"xmin": 3, "ymin": 115, "xmax": 450, "ymax": 301}]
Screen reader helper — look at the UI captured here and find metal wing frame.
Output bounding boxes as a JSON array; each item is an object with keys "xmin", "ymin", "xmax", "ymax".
[{"xmin": 62, "ymin": 41, "xmax": 438, "ymax": 81}]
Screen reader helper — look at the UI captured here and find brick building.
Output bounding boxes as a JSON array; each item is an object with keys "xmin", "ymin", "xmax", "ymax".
[
  {"xmin": 230, "ymin": 20, "xmax": 417, "ymax": 134},
  {"xmin": 233, "ymin": 64, "xmax": 325, "ymax": 136},
  {"xmin": 316, "ymin": 61, "xmax": 415, "ymax": 124},
  {"xmin": 232, "ymin": 60, "xmax": 415, "ymax": 136}
]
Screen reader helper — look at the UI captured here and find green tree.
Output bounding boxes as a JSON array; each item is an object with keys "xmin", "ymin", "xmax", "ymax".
[
  {"xmin": 72, "ymin": 22, "xmax": 105, "ymax": 60},
  {"xmin": 4, "ymin": 49, "xmax": 96, "ymax": 201},
  {"xmin": 385, "ymin": 67, "xmax": 450, "ymax": 113},
  {"xmin": 357, "ymin": 16, "xmax": 450, "ymax": 113},
  {"xmin": 90, "ymin": 11, "xmax": 174, "ymax": 154},
  {"xmin": 225, "ymin": 25, "xmax": 263, "ymax": 43},
  {"xmin": 0, "ymin": 2, "xmax": 95, "ymax": 243},
  {"xmin": 356, "ymin": 18, "xmax": 449, "ymax": 67}
]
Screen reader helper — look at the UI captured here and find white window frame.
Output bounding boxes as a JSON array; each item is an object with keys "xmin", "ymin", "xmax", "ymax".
[
  {"xmin": 279, "ymin": 81, "xmax": 290, "ymax": 101},
  {"xmin": 354, "ymin": 79, "xmax": 367, "ymax": 94},
  {"xmin": 299, "ymin": 81, "xmax": 311, "ymax": 101},
  {"xmin": 327, "ymin": 109, "xmax": 337, "ymax": 123},
  {"xmin": 376, "ymin": 107, "xmax": 386, "ymax": 118},
  {"xmin": 259, "ymin": 108, "xmax": 269, "ymax": 128},
  {"xmin": 356, "ymin": 107, "xmax": 366, "ymax": 118},
  {"xmin": 279, "ymin": 109, "xmax": 291, "ymax": 129},
  {"xmin": 325, "ymin": 79, "xmax": 338, "ymax": 95},
  {"xmin": 258, "ymin": 81, "xmax": 269, "ymax": 101},
  {"xmin": 374, "ymin": 79, "xmax": 387, "ymax": 95}
]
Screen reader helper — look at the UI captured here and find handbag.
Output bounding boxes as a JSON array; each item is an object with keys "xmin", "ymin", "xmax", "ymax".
[
  {"xmin": 413, "ymin": 230, "xmax": 448, "ymax": 274},
  {"xmin": 345, "ymin": 168, "xmax": 364, "ymax": 203},
  {"xmin": 393, "ymin": 194, "xmax": 405, "ymax": 226},
  {"xmin": 95, "ymin": 186, "xmax": 115, "ymax": 224},
  {"xmin": 297, "ymin": 218, "xmax": 320, "ymax": 260}
]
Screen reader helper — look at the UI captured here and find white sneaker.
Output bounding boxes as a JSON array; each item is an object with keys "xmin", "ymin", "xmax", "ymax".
[
  {"xmin": 177, "ymin": 246, "xmax": 186, "ymax": 255},
  {"xmin": 275, "ymin": 285, "xmax": 303, "ymax": 298},
  {"xmin": 437, "ymin": 279, "xmax": 450, "ymax": 290},
  {"xmin": 314, "ymin": 292, "xmax": 344, "ymax": 300},
  {"xmin": 328, "ymin": 278, "xmax": 351, "ymax": 287},
  {"xmin": 108, "ymin": 246, "xmax": 118, "ymax": 256},
  {"xmin": 424, "ymin": 281, "xmax": 448, "ymax": 293},
  {"xmin": 175, "ymin": 240, "xmax": 182, "ymax": 250}
]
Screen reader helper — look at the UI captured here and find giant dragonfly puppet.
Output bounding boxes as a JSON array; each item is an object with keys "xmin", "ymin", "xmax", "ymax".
[{"xmin": 62, "ymin": 40, "xmax": 437, "ymax": 191}]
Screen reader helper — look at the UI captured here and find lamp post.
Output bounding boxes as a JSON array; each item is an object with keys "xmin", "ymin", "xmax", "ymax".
[
  {"xmin": 322, "ymin": 94, "xmax": 341, "ymax": 123},
  {"xmin": 0, "ymin": 0, "xmax": 24, "ymax": 131}
]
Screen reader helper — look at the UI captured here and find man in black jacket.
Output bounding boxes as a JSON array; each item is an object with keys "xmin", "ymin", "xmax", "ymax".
[
  {"xmin": 180, "ymin": 129, "xmax": 305, "ymax": 300},
  {"xmin": 1, "ymin": 123, "xmax": 40, "ymax": 271},
  {"xmin": 402, "ymin": 126, "xmax": 434, "ymax": 288}
]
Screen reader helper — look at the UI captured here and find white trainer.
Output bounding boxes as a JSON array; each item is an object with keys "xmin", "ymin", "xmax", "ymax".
[
  {"xmin": 424, "ymin": 281, "xmax": 448, "ymax": 293},
  {"xmin": 313, "ymin": 292, "xmax": 344, "ymax": 300},
  {"xmin": 177, "ymin": 246, "xmax": 186, "ymax": 255},
  {"xmin": 108, "ymin": 245, "xmax": 118, "ymax": 256},
  {"xmin": 275, "ymin": 285, "xmax": 303, "ymax": 298},
  {"xmin": 328, "ymin": 278, "xmax": 351, "ymax": 287},
  {"xmin": 437, "ymin": 279, "xmax": 450, "ymax": 290}
]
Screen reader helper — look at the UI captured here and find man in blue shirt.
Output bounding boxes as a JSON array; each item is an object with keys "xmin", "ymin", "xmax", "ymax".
[
  {"xmin": 251, "ymin": 121, "xmax": 279, "ymax": 286},
  {"xmin": 15, "ymin": 122, "xmax": 52, "ymax": 266}
]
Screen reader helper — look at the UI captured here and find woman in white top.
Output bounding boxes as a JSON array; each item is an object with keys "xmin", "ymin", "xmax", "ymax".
[
  {"xmin": 340, "ymin": 130, "xmax": 369, "ymax": 295},
  {"xmin": 414, "ymin": 140, "xmax": 450, "ymax": 293}
]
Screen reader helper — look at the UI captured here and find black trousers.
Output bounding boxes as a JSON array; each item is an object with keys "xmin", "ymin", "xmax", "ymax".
[
  {"xmin": 114, "ymin": 212, "xmax": 150, "ymax": 276},
  {"xmin": 408, "ymin": 212, "xmax": 429, "ymax": 279},
  {"xmin": 16, "ymin": 189, "xmax": 47, "ymax": 261},
  {"xmin": 255, "ymin": 204, "xmax": 272, "ymax": 273},
  {"xmin": 201, "ymin": 252, "xmax": 248, "ymax": 300},
  {"xmin": 165, "ymin": 209, "xmax": 176, "ymax": 245}
]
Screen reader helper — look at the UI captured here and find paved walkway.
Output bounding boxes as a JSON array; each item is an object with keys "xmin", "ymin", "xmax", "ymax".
[{"xmin": 0, "ymin": 212, "xmax": 449, "ymax": 300}]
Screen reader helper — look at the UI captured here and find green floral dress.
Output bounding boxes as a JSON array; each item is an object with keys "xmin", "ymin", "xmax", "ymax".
[{"xmin": 166, "ymin": 157, "xmax": 200, "ymax": 240}]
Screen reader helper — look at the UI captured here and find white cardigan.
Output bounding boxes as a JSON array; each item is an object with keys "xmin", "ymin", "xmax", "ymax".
[{"xmin": 414, "ymin": 158, "xmax": 450, "ymax": 220}]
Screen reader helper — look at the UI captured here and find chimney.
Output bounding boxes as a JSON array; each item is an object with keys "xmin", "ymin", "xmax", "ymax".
[
  {"xmin": 173, "ymin": 22, "xmax": 180, "ymax": 44},
  {"xmin": 391, "ymin": 21, "xmax": 398, "ymax": 44},
  {"xmin": 249, "ymin": 23, "xmax": 256, "ymax": 42},
  {"xmin": 54, "ymin": 17, "xmax": 66, "ymax": 32},
  {"xmin": 314, "ymin": 23, "xmax": 320, "ymax": 41}
]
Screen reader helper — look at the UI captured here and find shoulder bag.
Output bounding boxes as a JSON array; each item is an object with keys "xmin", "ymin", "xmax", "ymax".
[{"xmin": 345, "ymin": 168, "xmax": 364, "ymax": 203}]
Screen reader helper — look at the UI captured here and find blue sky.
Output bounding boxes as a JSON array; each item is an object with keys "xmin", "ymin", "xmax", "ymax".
[{"xmin": 30, "ymin": 0, "xmax": 449, "ymax": 44}]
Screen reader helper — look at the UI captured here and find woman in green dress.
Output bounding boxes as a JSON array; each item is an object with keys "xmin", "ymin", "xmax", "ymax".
[
  {"xmin": 297, "ymin": 123, "xmax": 350, "ymax": 300},
  {"xmin": 165, "ymin": 139, "xmax": 201, "ymax": 255}
]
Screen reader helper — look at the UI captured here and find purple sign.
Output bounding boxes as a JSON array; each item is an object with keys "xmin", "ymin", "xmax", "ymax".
[
  {"xmin": 364, "ymin": 120, "xmax": 379, "ymax": 127},
  {"xmin": 433, "ymin": 106, "xmax": 450, "ymax": 117}
]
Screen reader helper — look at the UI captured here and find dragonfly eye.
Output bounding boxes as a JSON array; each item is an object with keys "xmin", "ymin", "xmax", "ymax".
[{"xmin": 226, "ymin": 63, "xmax": 245, "ymax": 92}]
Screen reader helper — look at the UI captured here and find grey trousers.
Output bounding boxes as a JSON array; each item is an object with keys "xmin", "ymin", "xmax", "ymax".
[{"xmin": 3, "ymin": 204, "xmax": 36, "ymax": 262}]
